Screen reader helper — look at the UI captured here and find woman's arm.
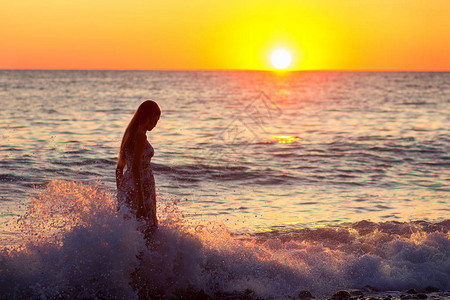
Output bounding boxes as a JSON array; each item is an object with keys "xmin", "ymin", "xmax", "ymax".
[
  {"xmin": 116, "ymin": 157, "xmax": 125, "ymax": 189},
  {"xmin": 131, "ymin": 133, "xmax": 146, "ymax": 218}
]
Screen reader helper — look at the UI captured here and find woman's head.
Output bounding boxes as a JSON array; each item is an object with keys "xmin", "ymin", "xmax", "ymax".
[
  {"xmin": 118, "ymin": 100, "xmax": 161, "ymax": 161},
  {"xmin": 134, "ymin": 100, "xmax": 161, "ymax": 131}
]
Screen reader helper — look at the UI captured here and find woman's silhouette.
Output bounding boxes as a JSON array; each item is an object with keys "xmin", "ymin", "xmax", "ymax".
[{"xmin": 116, "ymin": 100, "xmax": 161, "ymax": 229}]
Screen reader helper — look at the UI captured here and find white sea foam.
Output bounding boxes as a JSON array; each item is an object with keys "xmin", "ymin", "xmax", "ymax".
[{"xmin": 0, "ymin": 180, "xmax": 448, "ymax": 299}]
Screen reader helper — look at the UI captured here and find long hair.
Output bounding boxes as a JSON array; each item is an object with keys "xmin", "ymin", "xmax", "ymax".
[{"xmin": 119, "ymin": 100, "xmax": 161, "ymax": 163}]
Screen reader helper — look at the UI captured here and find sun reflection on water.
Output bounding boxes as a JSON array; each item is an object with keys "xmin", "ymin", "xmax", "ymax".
[{"xmin": 270, "ymin": 135, "xmax": 300, "ymax": 144}]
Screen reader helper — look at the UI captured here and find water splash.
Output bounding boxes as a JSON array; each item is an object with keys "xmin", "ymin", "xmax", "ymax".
[
  {"xmin": 17, "ymin": 180, "xmax": 118, "ymax": 246},
  {"xmin": 0, "ymin": 180, "xmax": 449, "ymax": 299}
]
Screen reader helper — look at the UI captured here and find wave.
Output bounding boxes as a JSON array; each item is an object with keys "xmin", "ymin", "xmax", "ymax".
[{"xmin": 0, "ymin": 180, "xmax": 449, "ymax": 299}]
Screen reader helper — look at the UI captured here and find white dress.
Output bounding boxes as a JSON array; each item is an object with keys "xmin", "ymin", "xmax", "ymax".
[{"xmin": 117, "ymin": 140, "xmax": 157, "ymax": 228}]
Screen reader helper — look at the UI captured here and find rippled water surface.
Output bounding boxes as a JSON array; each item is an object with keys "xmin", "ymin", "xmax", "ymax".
[
  {"xmin": 1, "ymin": 70, "xmax": 449, "ymax": 298},
  {"xmin": 1, "ymin": 70, "xmax": 449, "ymax": 231}
]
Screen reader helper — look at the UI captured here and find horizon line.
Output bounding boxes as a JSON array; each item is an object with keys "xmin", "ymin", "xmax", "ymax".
[{"xmin": 0, "ymin": 68, "xmax": 449, "ymax": 72}]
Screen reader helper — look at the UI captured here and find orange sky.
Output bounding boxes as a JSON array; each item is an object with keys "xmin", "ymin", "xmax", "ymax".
[{"xmin": 1, "ymin": 0, "xmax": 449, "ymax": 71}]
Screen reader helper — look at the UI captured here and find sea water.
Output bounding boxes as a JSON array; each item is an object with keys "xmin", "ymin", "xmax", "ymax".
[{"xmin": 0, "ymin": 70, "xmax": 449, "ymax": 298}]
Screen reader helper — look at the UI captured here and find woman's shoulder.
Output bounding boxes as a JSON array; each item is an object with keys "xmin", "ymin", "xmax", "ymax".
[
  {"xmin": 134, "ymin": 132, "xmax": 148, "ymax": 146},
  {"xmin": 125, "ymin": 133, "xmax": 147, "ymax": 159}
]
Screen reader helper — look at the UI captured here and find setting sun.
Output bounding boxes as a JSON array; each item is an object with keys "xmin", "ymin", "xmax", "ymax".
[
  {"xmin": 270, "ymin": 49, "xmax": 292, "ymax": 70},
  {"xmin": 0, "ymin": 0, "xmax": 449, "ymax": 70}
]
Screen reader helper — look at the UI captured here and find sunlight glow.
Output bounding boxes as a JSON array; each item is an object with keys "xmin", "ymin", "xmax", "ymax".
[
  {"xmin": 1, "ymin": 1, "xmax": 449, "ymax": 70},
  {"xmin": 270, "ymin": 49, "xmax": 292, "ymax": 70},
  {"xmin": 271, "ymin": 135, "xmax": 299, "ymax": 144}
]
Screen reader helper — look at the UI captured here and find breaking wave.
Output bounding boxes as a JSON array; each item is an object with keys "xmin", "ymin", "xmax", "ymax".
[{"xmin": 0, "ymin": 180, "xmax": 448, "ymax": 299}]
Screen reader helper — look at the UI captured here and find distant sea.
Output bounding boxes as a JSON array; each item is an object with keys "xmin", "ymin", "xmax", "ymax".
[{"xmin": 0, "ymin": 70, "xmax": 449, "ymax": 299}]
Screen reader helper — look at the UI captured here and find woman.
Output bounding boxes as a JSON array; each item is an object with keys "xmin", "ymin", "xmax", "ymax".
[{"xmin": 116, "ymin": 100, "xmax": 161, "ymax": 229}]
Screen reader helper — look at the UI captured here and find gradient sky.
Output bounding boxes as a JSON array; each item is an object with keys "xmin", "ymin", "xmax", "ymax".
[{"xmin": 1, "ymin": 0, "xmax": 449, "ymax": 70}]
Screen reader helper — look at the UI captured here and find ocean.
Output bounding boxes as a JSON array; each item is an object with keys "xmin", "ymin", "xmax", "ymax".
[{"xmin": 0, "ymin": 70, "xmax": 449, "ymax": 299}]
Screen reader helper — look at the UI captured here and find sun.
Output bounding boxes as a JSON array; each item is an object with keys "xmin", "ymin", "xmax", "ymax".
[{"xmin": 270, "ymin": 49, "xmax": 292, "ymax": 70}]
